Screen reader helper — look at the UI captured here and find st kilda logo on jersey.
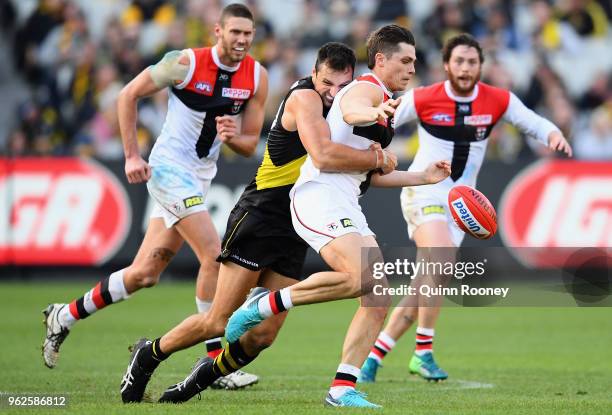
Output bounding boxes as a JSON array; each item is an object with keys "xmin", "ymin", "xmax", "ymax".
[{"xmin": 231, "ymin": 100, "xmax": 244, "ymax": 113}]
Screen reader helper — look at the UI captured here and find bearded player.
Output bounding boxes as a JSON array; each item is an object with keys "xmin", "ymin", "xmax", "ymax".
[
  {"xmin": 359, "ymin": 33, "xmax": 572, "ymax": 383},
  {"xmin": 42, "ymin": 3, "xmax": 264, "ymax": 388}
]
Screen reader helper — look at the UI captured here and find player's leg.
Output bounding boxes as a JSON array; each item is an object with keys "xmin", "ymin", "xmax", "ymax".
[
  {"xmin": 120, "ymin": 261, "xmax": 260, "ymax": 403},
  {"xmin": 322, "ymin": 235, "xmax": 389, "ymax": 408},
  {"xmin": 362, "ymin": 188, "xmax": 455, "ymax": 382},
  {"xmin": 407, "ymin": 221, "xmax": 456, "ymax": 381},
  {"xmin": 42, "ymin": 216, "xmax": 183, "ymax": 368},
  {"xmin": 172, "ymin": 208, "xmax": 225, "ymax": 359},
  {"xmin": 158, "ymin": 270, "xmax": 295, "ymax": 402}
]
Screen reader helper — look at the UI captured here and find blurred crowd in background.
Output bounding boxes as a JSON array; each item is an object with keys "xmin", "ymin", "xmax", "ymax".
[{"xmin": 1, "ymin": 0, "xmax": 611, "ymax": 162}]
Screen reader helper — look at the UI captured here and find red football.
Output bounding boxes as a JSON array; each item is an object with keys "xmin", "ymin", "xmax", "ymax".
[{"xmin": 448, "ymin": 185, "xmax": 497, "ymax": 239}]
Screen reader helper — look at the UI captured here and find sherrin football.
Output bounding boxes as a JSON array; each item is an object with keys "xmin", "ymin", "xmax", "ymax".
[{"xmin": 448, "ymin": 185, "xmax": 497, "ymax": 239}]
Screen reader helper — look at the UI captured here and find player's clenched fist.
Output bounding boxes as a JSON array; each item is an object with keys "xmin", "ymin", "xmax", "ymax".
[
  {"xmin": 125, "ymin": 155, "xmax": 151, "ymax": 184},
  {"xmin": 216, "ymin": 115, "xmax": 239, "ymax": 143}
]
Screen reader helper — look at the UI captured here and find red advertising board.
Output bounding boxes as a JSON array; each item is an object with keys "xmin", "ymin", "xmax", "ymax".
[
  {"xmin": 499, "ymin": 160, "xmax": 612, "ymax": 267},
  {"xmin": 0, "ymin": 158, "xmax": 131, "ymax": 265}
]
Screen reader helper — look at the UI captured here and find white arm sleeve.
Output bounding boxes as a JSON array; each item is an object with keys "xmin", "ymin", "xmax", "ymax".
[
  {"xmin": 393, "ymin": 89, "xmax": 418, "ymax": 127},
  {"xmin": 502, "ymin": 92, "xmax": 559, "ymax": 145}
]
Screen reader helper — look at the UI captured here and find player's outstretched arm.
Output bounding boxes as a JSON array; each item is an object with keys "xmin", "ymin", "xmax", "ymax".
[
  {"xmin": 290, "ymin": 89, "xmax": 396, "ymax": 173},
  {"xmin": 117, "ymin": 50, "xmax": 190, "ymax": 183},
  {"xmin": 371, "ymin": 160, "xmax": 451, "ymax": 187},
  {"xmin": 339, "ymin": 83, "xmax": 400, "ymax": 126},
  {"xmin": 503, "ymin": 92, "xmax": 573, "ymax": 157},
  {"xmin": 217, "ymin": 66, "xmax": 269, "ymax": 157}
]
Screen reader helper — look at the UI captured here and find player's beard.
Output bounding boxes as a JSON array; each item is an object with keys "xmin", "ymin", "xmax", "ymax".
[{"xmin": 448, "ymin": 69, "xmax": 481, "ymax": 95}]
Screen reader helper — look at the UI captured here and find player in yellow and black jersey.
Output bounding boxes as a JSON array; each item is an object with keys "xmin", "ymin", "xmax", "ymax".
[{"xmin": 219, "ymin": 42, "xmax": 390, "ymax": 279}]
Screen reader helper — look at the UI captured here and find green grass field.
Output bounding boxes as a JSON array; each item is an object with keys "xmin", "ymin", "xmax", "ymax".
[{"xmin": 1, "ymin": 281, "xmax": 611, "ymax": 414}]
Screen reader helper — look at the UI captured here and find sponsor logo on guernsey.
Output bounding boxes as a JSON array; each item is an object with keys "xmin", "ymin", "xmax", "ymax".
[
  {"xmin": 340, "ymin": 218, "xmax": 354, "ymax": 228},
  {"xmin": 464, "ymin": 114, "xmax": 492, "ymax": 126},
  {"xmin": 422, "ymin": 205, "xmax": 446, "ymax": 215},
  {"xmin": 218, "ymin": 73, "xmax": 229, "ymax": 81},
  {"xmin": 195, "ymin": 81, "xmax": 213, "ymax": 93},
  {"xmin": 184, "ymin": 195, "xmax": 204, "ymax": 208},
  {"xmin": 222, "ymin": 87, "xmax": 251, "ymax": 100},
  {"xmin": 432, "ymin": 113, "xmax": 453, "ymax": 123},
  {"xmin": 451, "ymin": 198, "xmax": 490, "ymax": 237},
  {"xmin": 327, "ymin": 222, "xmax": 339, "ymax": 231}
]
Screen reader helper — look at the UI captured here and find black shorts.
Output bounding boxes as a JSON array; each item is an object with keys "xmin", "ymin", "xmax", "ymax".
[{"xmin": 217, "ymin": 204, "xmax": 308, "ymax": 281}]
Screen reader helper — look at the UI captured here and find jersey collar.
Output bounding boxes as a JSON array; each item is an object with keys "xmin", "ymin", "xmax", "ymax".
[
  {"xmin": 365, "ymin": 72, "xmax": 393, "ymax": 98},
  {"xmin": 212, "ymin": 46, "xmax": 241, "ymax": 72},
  {"xmin": 444, "ymin": 80, "xmax": 479, "ymax": 102}
]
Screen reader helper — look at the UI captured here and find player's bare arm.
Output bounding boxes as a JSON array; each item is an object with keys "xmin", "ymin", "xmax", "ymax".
[
  {"xmin": 118, "ymin": 50, "xmax": 190, "ymax": 183},
  {"xmin": 371, "ymin": 160, "xmax": 451, "ymax": 187},
  {"xmin": 340, "ymin": 83, "xmax": 401, "ymax": 126},
  {"xmin": 288, "ymin": 89, "xmax": 396, "ymax": 173},
  {"xmin": 216, "ymin": 66, "xmax": 269, "ymax": 157}
]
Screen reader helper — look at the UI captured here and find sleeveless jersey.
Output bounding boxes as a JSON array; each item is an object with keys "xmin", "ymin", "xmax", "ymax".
[
  {"xmin": 237, "ymin": 77, "xmax": 326, "ymax": 223},
  {"xmin": 295, "ymin": 72, "xmax": 394, "ymax": 198},
  {"xmin": 149, "ymin": 46, "xmax": 261, "ymax": 179},
  {"xmin": 394, "ymin": 80, "xmax": 558, "ymax": 187}
]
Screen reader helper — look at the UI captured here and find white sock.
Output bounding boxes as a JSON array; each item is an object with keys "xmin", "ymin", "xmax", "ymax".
[
  {"xmin": 58, "ymin": 305, "xmax": 77, "ymax": 328},
  {"xmin": 367, "ymin": 331, "xmax": 397, "ymax": 363},
  {"xmin": 196, "ymin": 297, "xmax": 211, "ymax": 313},
  {"xmin": 257, "ymin": 288, "xmax": 293, "ymax": 318},
  {"xmin": 415, "ymin": 326, "xmax": 435, "ymax": 356},
  {"xmin": 329, "ymin": 363, "xmax": 360, "ymax": 399},
  {"xmin": 108, "ymin": 269, "xmax": 130, "ymax": 301}
]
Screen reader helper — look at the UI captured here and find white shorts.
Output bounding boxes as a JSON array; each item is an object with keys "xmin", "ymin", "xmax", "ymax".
[
  {"xmin": 400, "ymin": 185, "xmax": 465, "ymax": 247},
  {"xmin": 290, "ymin": 182, "xmax": 375, "ymax": 253},
  {"xmin": 147, "ymin": 164, "xmax": 211, "ymax": 228}
]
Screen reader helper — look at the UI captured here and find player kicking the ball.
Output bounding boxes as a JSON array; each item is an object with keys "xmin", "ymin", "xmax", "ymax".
[
  {"xmin": 359, "ymin": 33, "xmax": 572, "ymax": 383},
  {"xmin": 225, "ymin": 25, "xmax": 451, "ymax": 408},
  {"xmin": 118, "ymin": 42, "xmax": 400, "ymax": 404},
  {"xmin": 42, "ymin": 3, "xmax": 263, "ymax": 389}
]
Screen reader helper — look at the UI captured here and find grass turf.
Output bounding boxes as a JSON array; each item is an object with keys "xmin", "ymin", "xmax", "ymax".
[{"xmin": 1, "ymin": 280, "xmax": 611, "ymax": 414}]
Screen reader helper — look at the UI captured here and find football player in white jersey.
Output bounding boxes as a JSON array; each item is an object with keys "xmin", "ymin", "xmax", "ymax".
[
  {"xmin": 225, "ymin": 25, "xmax": 451, "ymax": 408},
  {"xmin": 42, "ymin": 3, "xmax": 264, "ymax": 389},
  {"xmin": 360, "ymin": 33, "xmax": 572, "ymax": 383}
]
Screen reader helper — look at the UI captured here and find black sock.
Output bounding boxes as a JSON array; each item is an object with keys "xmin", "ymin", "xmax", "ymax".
[
  {"xmin": 211, "ymin": 340, "xmax": 258, "ymax": 377},
  {"xmin": 139, "ymin": 338, "xmax": 168, "ymax": 372}
]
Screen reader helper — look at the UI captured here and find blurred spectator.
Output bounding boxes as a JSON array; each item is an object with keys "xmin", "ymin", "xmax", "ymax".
[
  {"xmin": 13, "ymin": 0, "xmax": 65, "ymax": 84},
  {"xmin": 574, "ymin": 104, "xmax": 612, "ymax": 160},
  {"xmin": 2, "ymin": 0, "xmax": 611, "ymax": 162},
  {"xmin": 558, "ymin": 0, "xmax": 609, "ymax": 38}
]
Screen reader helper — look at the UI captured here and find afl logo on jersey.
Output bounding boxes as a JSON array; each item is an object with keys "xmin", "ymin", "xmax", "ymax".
[
  {"xmin": 432, "ymin": 113, "xmax": 453, "ymax": 123},
  {"xmin": 195, "ymin": 81, "xmax": 213, "ymax": 94}
]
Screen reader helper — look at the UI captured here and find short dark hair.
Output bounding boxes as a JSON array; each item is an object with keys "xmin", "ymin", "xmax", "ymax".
[
  {"xmin": 442, "ymin": 33, "xmax": 484, "ymax": 63},
  {"xmin": 366, "ymin": 24, "xmax": 415, "ymax": 69},
  {"xmin": 220, "ymin": 3, "xmax": 254, "ymax": 26},
  {"xmin": 315, "ymin": 42, "xmax": 356, "ymax": 73}
]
